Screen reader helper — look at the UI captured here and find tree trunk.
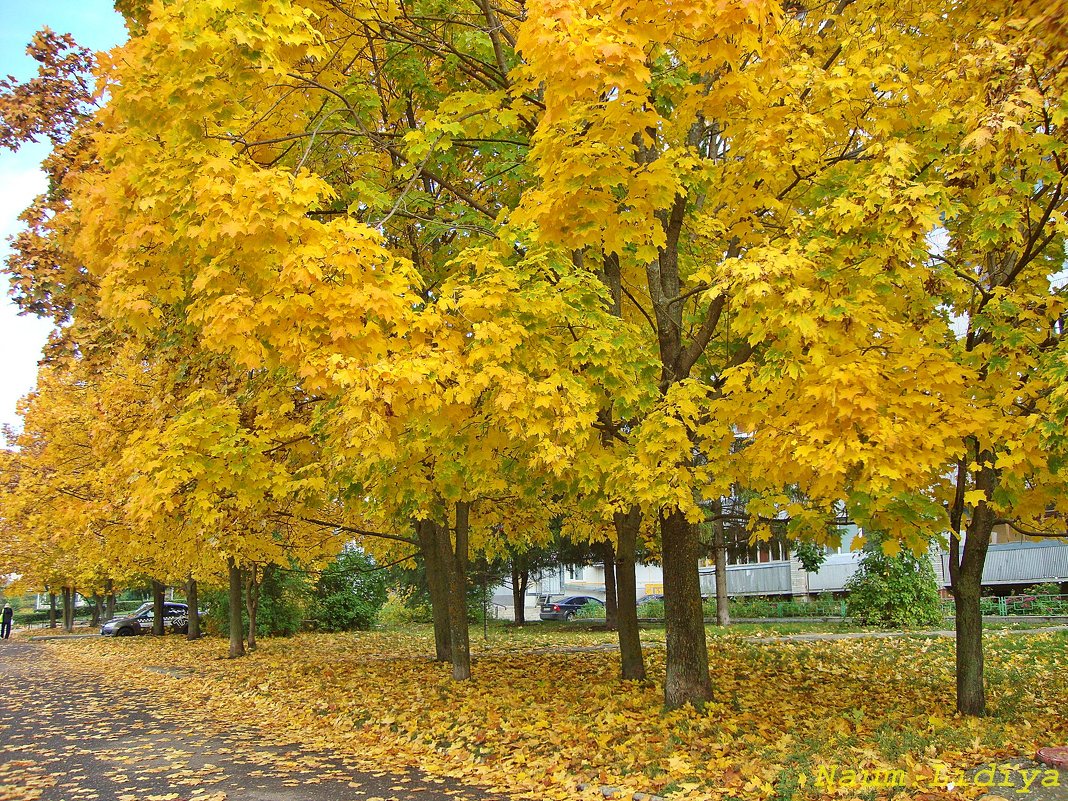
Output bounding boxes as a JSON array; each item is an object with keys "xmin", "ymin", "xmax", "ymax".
[
  {"xmin": 602, "ymin": 541, "xmax": 618, "ymax": 630},
  {"xmin": 712, "ymin": 503, "xmax": 730, "ymax": 626},
  {"xmin": 661, "ymin": 507, "xmax": 712, "ymax": 709},
  {"xmin": 227, "ymin": 558, "xmax": 245, "ymax": 658},
  {"xmin": 246, "ymin": 565, "xmax": 264, "ymax": 651},
  {"xmin": 417, "ymin": 519, "xmax": 452, "ymax": 662},
  {"xmin": 186, "ymin": 577, "xmax": 200, "ymax": 640},
  {"xmin": 615, "ymin": 506, "xmax": 646, "ymax": 681},
  {"xmin": 952, "ymin": 566, "xmax": 986, "ymax": 715},
  {"xmin": 439, "ymin": 502, "xmax": 472, "ymax": 681},
  {"xmin": 105, "ymin": 579, "xmax": 115, "ymax": 621},
  {"xmin": 948, "ymin": 454, "xmax": 995, "ymax": 716},
  {"xmin": 91, "ymin": 595, "xmax": 102, "ymax": 627},
  {"xmin": 151, "ymin": 580, "xmax": 165, "ymax": 635},
  {"xmin": 510, "ymin": 560, "xmax": 528, "ymax": 626},
  {"xmin": 61, "ymin": 587, "xmax": 74, "ymax": 633},
  {"xmin": 48, "ymin": 591, "xmax": 56, "ymax": 629},
  {"xmin": 954, "ymin": 503, "xmax": 994, "ymax": 713}
]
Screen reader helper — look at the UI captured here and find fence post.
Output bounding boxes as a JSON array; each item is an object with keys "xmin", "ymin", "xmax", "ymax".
[
  {"xmin": 840, "ymin": 600, "xmax": 847, "ymax": 617},
  {"xmin": 998, "ymin": 597, "xmax": 1008, "ymax": 616}
]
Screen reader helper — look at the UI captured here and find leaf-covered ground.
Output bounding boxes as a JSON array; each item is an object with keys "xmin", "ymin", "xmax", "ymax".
[
  {"xmin": 43, "ymin": 626, "xmax": 1068, "ymax": 801},
  {"xmin": 0, "ymin": 639, "xmax": 506, "ymax": 801}
]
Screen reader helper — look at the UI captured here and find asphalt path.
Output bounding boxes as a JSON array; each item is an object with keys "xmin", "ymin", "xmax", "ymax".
[{"xmin": 0, "ymin": 640, "xmax": 510, "ymax": 801}]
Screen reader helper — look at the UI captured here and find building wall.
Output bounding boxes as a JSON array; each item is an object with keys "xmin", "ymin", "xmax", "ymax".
[{"xmin": 494, "ymin": 539, "xmax": 1068, "ymax": 609}]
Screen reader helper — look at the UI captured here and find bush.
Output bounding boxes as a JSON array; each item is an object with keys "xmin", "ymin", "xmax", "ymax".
[
  {"xmin": 574, "ymin": 601, "xmax": 605, "ymax": 619},
  {"xmin": 309, "ymin": 549, "xmax": 388, "ymax": 632},
  {"xmin": 1024, "ymin": 581, "xmax": 1062, "ymax": 596},
  {"xmin": 845, "ymin": 545, "xmax": 944, "ymax": 627},
  {"xmin": 202, "ymin": 565, "xmax": 311, "ymax": 638},
  {"xmin": 637, "ymin": 599, "xmax": 665, "ymax": 618},
  {"xmin": 378, "ymin": 590, "xmax": 433, "ymax": 625}
]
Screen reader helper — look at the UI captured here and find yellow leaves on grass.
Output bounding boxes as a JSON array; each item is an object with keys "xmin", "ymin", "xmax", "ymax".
[{"xmin": 49, "ymin": 630, "xmax": 1068, "ymax": 801}]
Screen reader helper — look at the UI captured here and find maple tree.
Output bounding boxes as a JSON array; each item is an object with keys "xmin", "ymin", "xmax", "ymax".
[
  {"xmin": 713, "ymin": 1, "xmax": 1068, "ymax": 715},
  {"xmin": 514, "ymin": 0, "xmax": 952, "ymax": 707},
  {"xmin": 516, "ymin": 0, "xmax": 1068, "ymax": 714},
  {"xmin": 4, "ymin": 0, "xmax": 1066, "ymax": 723},
  {"xmin": 923, "ymin": 2, "xmax": 1068, "ymax": 715},
  {"xmin": 48, "ymin": 0, "xmax": 643, "ymax": 681}
]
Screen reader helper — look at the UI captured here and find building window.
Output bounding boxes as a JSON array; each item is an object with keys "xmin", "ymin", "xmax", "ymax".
[{"xmin": 722, "ymin": 524, "xmax": 790, "ymax": 565}]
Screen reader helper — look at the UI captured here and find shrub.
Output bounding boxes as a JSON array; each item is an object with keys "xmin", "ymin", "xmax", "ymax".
[
  {"xmin": 378, "ymin": 590, "xmax": 433, "ymax": 626},
  {"xmin": 1024, "ymin": 581, "xmax": 1062, "ymax": 596},
  {"xmin": 574, "ymin": 601, "xmax": 605, "ymax": 619},
  {"xmin": 201, "ymin": 565, "xmax": 311, "ymax": 638},
  {"xmin": 309, "ymin": 548, "xmax": 388, "ymax": 632},
  {"xmin": 637, "ymin": 599, "xmax": 665, "ymax": 618},
  {"xmin": 845, "ymin": 545, "xmax": 944, "ymax": 627}
]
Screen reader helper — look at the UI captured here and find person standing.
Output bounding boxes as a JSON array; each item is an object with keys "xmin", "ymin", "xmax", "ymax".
[{"xmin": 1, "ymin": 604, "xmax": 13, "ymax": 639}]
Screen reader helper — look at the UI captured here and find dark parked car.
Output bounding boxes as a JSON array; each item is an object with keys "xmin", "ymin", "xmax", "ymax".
[
  {"xmin": 636, "ymin": 594, "xmax": 664, "ymax": 605},
  {"xmin": 100, "ymin": 602, "xmax": 189, "ymax": 636},
  {"xmin": 539, "ymin": 595, "xmax": 604, "ymax": 621}
]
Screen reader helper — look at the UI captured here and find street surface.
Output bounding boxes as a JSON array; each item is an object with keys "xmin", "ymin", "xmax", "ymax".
[{"xmin": 0, "ymin": 640, "xmax": 508, "ymax": 801}]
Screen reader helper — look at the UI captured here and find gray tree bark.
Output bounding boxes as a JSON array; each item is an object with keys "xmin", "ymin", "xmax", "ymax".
[
  {"xmin": 151, "ymin": 580, "xmax": 165, "ymax": 636},
  {"xmin": 186, "ymin": 577, "xmax": 201, "ymax": 640},
  {"xmin": 227, "ymin": 558, "xmax": 245, "ymax": 658},
  {"xmin": 661, "ymin": 508, "xmax": 712, "ymax": 708},
  {"xmin": 614, "ymin": 507, "xmax": 646, "ymax": 681}
]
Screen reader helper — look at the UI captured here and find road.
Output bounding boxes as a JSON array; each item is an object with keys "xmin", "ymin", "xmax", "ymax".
[{"xmin": 0, "ymin": 640, "xmax": 509, "ymax": 801}]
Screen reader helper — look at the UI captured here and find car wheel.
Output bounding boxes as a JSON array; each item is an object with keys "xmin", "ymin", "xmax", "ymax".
[
  {"xmin": 564, "ymin": 611, "xmax": 575, "ymax": 621},
  {"xmin": 116, "ymin": 627, "xmax": 134, "ymax": 636},
  {"xmin": 172, "ymin": 624, "xmax": 188, "ymax": 635}
]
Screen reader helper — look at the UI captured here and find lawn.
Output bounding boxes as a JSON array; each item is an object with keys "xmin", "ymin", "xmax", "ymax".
[{"xmin": 47, "ymin": 625, "xmax": 1067, "ymax": 801}]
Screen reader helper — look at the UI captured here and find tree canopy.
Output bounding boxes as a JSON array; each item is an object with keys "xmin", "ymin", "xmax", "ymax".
[{"xmin": 1, "ymin": 0, "xmax": 1065, "ymax": 713}]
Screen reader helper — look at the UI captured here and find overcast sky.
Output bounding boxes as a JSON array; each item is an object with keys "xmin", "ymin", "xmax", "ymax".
[{"xmin": 0, "ymin": 1, "xmax": 126, "ymax": 435}]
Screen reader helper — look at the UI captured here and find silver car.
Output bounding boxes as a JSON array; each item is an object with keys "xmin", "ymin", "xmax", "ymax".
[{"xmin": 100, "ymin": 602, "xmax": 189, "ymax": 636}]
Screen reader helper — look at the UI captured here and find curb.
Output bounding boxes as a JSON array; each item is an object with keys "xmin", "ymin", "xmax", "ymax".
[{"xmin": 22, "ymin": 634, "xmax": 98, "ymax": 641}]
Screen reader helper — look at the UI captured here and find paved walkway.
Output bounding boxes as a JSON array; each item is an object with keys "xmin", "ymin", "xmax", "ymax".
[{"xmin": 0, "ymin": 640, "xmax": 509, "ymax": 801}]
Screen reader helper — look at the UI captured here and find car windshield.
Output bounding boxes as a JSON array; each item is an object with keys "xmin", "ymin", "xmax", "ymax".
[{"xmin": 132, "ymin": 603, "xmax": 153, "ymax": 617}]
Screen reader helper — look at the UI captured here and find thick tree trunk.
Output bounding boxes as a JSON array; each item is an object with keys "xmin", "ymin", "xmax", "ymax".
[
  {"xmin": 661, "ymin": 508, "xmax": 712, "ymax": 709},
  {"xmin": 602, "ymin": 541, "xmax": 618, "ymax": 631},
  {"xmin": 48, "ymin": 591, "xmax": 56, "ymax": 629},
  {"xmin": 227, "ymin": 558, "xmax": 245, "ymax": 658},
  {"xmin": 151, "ymin": 580, "xmax": 165, "ymax": 635},
  {"xmin": 438, "ymin": 503, "xmax": 472, "ymax": 681},
  {"xmin": 417, "ymin": 520, "xmax": 452, "ymax": 662},
  {"xmin": 947, "ymin": 453, "xmax": 995, "ymax": 716},
  {"xmin": 186, "ymin": 578, "xmax": 200, "ymax": 640},
  {"xmin": 615, "ymin": 507, "xmax": 646, "ymax": 681},
  {"xmin": 61, "ymin": 587, "xmax": 74, "ymax": 633},
  {"xmin": 105, "ymin": 579, "xmax": 115, "ymax": 621},
  {"xmin": 91, "ymin": 595, "xmax": 102, "ymax": 627},
  {"xmin": 712, "ymin": 504, "xmax": 730, "ymax": 626},
  {"xmin": 510, "ymin": 561, "xmax": 528, "ymax": 626},
  {"xmin": 952, "ymin": 567, "xmax": 986, "ymax": 715},
  {"xmin": 953, "ymin": 503, "xmax": 993, "ymax": 714}
]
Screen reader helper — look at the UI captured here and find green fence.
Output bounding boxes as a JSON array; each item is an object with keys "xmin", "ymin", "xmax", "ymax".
[{"xmin": 943, "ymin": 594, "xmax": 1068, "ymax": 617}]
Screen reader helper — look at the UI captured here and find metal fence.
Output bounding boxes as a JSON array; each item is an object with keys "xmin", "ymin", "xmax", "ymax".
[{"xmin": 943, "ymin": 593, "xmax": 1068, "ymax": 617}]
